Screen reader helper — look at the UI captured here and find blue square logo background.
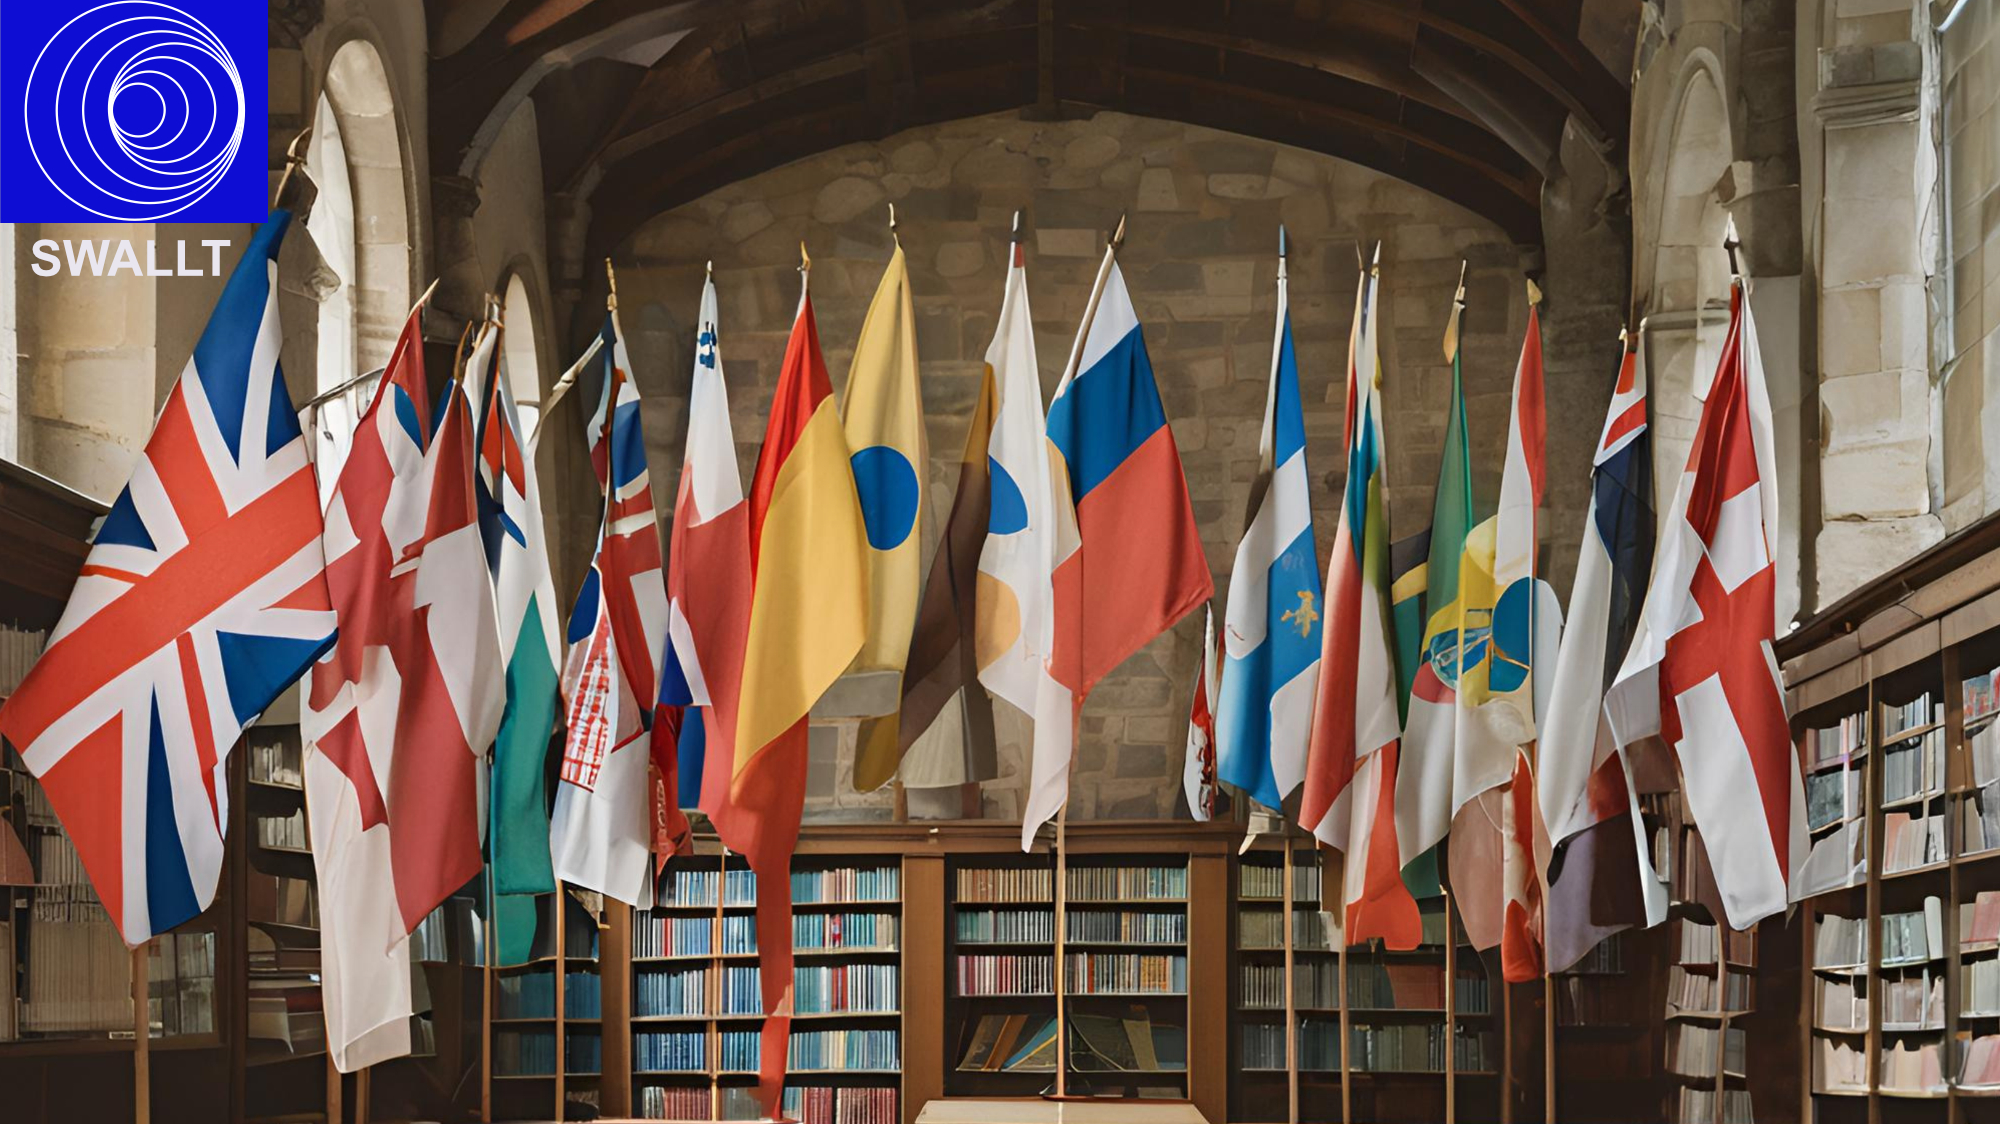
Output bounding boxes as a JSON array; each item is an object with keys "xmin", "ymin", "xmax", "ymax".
[{"xmin": 0, "ymin": 0, "xmax": 269, "ymax": 222}]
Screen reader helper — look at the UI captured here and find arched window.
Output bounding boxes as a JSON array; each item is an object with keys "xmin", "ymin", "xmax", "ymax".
[
  {"xmin": 501, "ymin": 273, "xmax": 542, "ymax": 437},
  {"xmin": 302, "ymin": 40, "xmax": 409, "ymax": 496}
]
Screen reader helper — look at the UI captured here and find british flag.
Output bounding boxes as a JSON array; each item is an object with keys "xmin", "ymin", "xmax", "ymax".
[
  {"xmin": 0, "ymin": 213, "xmax": 334, "ymax": 946},
  {"xmin": 550, "ymin": 313, "xmax": 668, "ymax": 907}
]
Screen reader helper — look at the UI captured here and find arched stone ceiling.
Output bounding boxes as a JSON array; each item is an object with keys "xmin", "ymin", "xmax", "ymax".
[{"xmin": 429, "ymin": 0, "xmax": 1632, "ymax": 259}]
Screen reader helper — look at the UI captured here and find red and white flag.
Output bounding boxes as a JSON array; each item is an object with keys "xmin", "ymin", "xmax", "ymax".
[
  {"xmin": 305, "ymin": 304, "xmax": 504, "ymax": 1071},
  {"xmin": 1183, "ymin": 605, "xmax": 1220, "ymax": 821},
  {"xmin": 1605, "ymin": 277, "xmax": 1802, "ymax": 930}
]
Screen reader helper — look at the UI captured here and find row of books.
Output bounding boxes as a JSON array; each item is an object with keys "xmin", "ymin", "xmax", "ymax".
[
  {"xmin": 1065, "ymin": 952, "xmax": 1186, "ymax": 994},
  {"xmin": 1810, "ymin": 713, "xmax": 1869, "ymax": 765},
  {"xmin": 636, "ymin": 1084, "xmax": 711, "ymax": 1119},
  {"xmin": 1066, "ymin": 866, "xmax": 1188, "ymax": 902},
  {"xmin": 1241, "ymin": 1019, "xmax": 1340, "ymax": 1071},
  {"xmin": 246, "ymin": 738, "xmax": 303, "ymax": 788},
  {"xmin": 793, "ymin": 964, "xmax": 898, "ymax": 1015},
  {"xmin": 1967, "ymin": 666, "xmax": 2000, "ymax": 726},
  {"xmin": 498, "ymin": 969, "xmax": 559, "ymax": 1019},
  {"xmin": 1347, "ymin": 1024, "xmax": 1493, "ymax": 1074},
  {"xmin": 635, "ymin": 966, "xmax": 710, "ymax": 1017},
  {"xmin": 496, "ymin": 1028, "xmax": 559, "ymax": 1076},
  {"xmin": 21, "ymin": 891, "xmax": 133, "ymax": 1033},
  {"xmin": 762, "ymin": 1028, "xmax": 900, "ymax": 1071},
  {"xmin": 1066, "ymin": 909, "xmax": 1186, "ymax": 944},
  {"xmin": 1815, "ymin": 1036, "xmax": 1867, "ymax": 1092},
  {"xmin": 637, "ymin": 911, "xmax": 902, "ymax": 961},
  {"xmin": 792, "ymin": 867, "xmax": 900, "ymax": 904},
  {"xmin": 635, "ymin": 1028, "xmax": 707, "ymax": 1072},
  {"xmin": 956, "ymin": 909, "xmax": 1052, "ymax": 943},
  {"xmin": 794, "ymin": 912, "xmax": 897, "ymax": 952},
  {"xmin": 1242, "ymin": 961, "xmax": 1340, "ymax": 1010},
  {"xmin": 1883, "ymin": 899, "xmax": 1946, "ymax": 965},
  {"xmin": 0, "ymin": 623, "xmax": 45, "ymax": 694},
  {"xmin": 1676, "ymin": 920, "xmax": 1756, "ymax": 967},
  {"xmin": 1882, "ymin": 1038, "xmax": 1945, "ymax": 1093},
  {"xmin": 634, "ymin": 914, "xmax": 723, "ymax": 958},
  {"xmin": 1883, "ymin": 970, "xmax": 1944, "ymax": 1028},
  {"xmin": 780, "ymin": 1086, "xmax": 898, "ymax": 1124},
  {"xmin": 955, "ymin": 867, "xmax": 1050, "ymax": 903},
  {"xmin": 957, "ymin": 954, "xmax": 1053, "ymax": 996},
  {"xmin": 1884, "ymin": 693, "xmax": 1941, "ymax": 741},
  {"xmin": 1806, "ymin": 766, "xmax": 1861, "ymax": 832},
  {"xmin": 1666, "ymin": 1022, "xmax": 1745, "ymax": 1078},
  {"xmin": 1814, "ymin": 912, "xmax": 1870, "ymax": 968},
  {"xmin": 1347, "ymin": 961, "xmax": 1490, "ymax": 1013},
  {"xmin": 1965, "ymin": 957, "xmax": 2000, "ymax": 1015},
  {"xmin": 1676, "ymin": 1088, "xmax": 1753, "ymax": 1124},
  {"xmin": 1962, "ymin": 1033, "xmax": 2000, "ymax": 1088},
  {"xmin": 1665, "ymin": 965, "xmax": 1753, "ymax": 1014},
  {"xmin": 1882, "ymin": 808, "xmax": 1945, "ymax": 873},
  {"xmin": 1239, "ymin": 863, "xmax": 1322, "ymax": 902},
  {"xmin": 1238, "ymin": 908, "xmax": 1333, "ymax": 951},
  {"xmin": 658, "ymin": 868, "xmax": 758, "ymax": 908},
  {"xmin": 568, "ymin": 1032, "xmax": 603, "ymax": 1075},
  {"xmin": 1965, "ymin": 783, "xmax": 2000, "ymax": 855},
  {"xmin": 1975, "ymin": 717, "xmax": 2000, "ymax": 787},
  {"xmin": 256, "ymin": 808, "xmax": 307, "ymax": 850},
  {"xmin": 145, "ymin": 930, "xmax": 216, "ymax": 1037},
  {"xmin": 1816, "ymin": 975, "xmax": 1867, "ymax": 1031},
  {"xmin": 1554, "ymin": 974, "xmax": 1650, "ymax": 1026},
  {"xmin": 1883, "ymin": 729, "xmax": 1944, "ymax": 803}
]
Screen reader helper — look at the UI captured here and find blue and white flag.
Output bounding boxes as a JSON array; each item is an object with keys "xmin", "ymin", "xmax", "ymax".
[{"xmin": 1215, "ymin": 243, "xmax": 1322, "ymax": 811}]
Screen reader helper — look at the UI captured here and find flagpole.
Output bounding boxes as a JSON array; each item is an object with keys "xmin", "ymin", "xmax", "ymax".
[
  {"xmin": 1054, "ymin": 802, "xmax": 1068, "ymax": 1099},
  {"xmin": 1282, "ymin": 833, "xmax": 1298, "ymax": 1124},
  {"xmin": 133, "ymin": 944, "xmax": 149, "ymax": 1124}
]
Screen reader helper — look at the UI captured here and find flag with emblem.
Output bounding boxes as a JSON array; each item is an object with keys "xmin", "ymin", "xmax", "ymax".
[
  {"xmin": 1606, "ymin": 274, "xmax": 1802, "ymax": 930},
  {"xmin": 844, "ymin": 240, "xmax": 927, "ymax": 791},
  {"xmin": 708, "ymin": 262, "xmax": 868, "ymax": 1116},
  {"xmin": 306, "ymin": 298, "xmax": 505, "ymax": 1072},
  {"xmin": 1023, "ymin": 235, "xmax": 1213, "ymax": 850},
  {"xmin": 1539, "ymin": 338, "xmax": 1667, "ymax": 972},
  {"xmin": 0, "ymin": 212, "xmax": 333, "ymax": 948},
  {"xmin": 1396, "ymin": 278, "xmax": 1476, "ymax": 877},
  {"xmin": 550, "ymin": 314, "xmax": 668, "ymax": 908},
  {"xmin": 664, "ymin": 276, "xmax": 752, "ymax": 846},
  {"xmin": 1184, "ymin": 604, "xmax": 1220, "ymax": 821},
  {"xmin": 466, "ymin": 319, "xmax": 564, "ymax": 966},
  {"xmin": 1215, "ymin": 234, "xmax": 1320, "ymax": 814},
  {"xmin": 1302, "ymin": 258, "xmax": 1420, "ymax": 948}
]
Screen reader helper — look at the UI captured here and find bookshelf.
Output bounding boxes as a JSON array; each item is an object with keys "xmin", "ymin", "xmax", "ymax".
[{"xmin": 1230, "ymin": 839, "xmax": 1338, "ymax": 1124}]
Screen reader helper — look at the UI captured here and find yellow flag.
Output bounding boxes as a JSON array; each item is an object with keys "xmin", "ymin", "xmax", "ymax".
[{"xmin": 843, "ymin": 242, "xmax": 928, "ymax": 790}]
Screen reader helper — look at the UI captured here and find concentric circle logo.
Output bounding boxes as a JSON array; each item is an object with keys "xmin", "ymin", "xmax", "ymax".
[{"xmin": 22, "ymin": 1, "xmax": 246, "ymax": 221}]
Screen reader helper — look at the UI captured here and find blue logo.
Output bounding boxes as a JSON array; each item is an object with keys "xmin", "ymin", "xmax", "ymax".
[{"xmin": 1, "ymin": 1, "xmax": 268, "ymax": 222}]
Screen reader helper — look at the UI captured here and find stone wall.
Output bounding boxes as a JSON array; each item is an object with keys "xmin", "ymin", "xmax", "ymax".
[
  {"xmin": 1942, "ymin": 0, "xmax": 2000, "ymax": 533},
  {"xmin": 606, "ymin": 109, "xmax": 1566, "ymax": 824}
]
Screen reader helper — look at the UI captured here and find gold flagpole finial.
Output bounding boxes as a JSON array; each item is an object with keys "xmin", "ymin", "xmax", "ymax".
[
  {"xmin": 1526, "ymin": 277, "xmax": 1543, "ymax": 307},
  {"xmin": 1370, "ymin": 240, "xmax": 1382, "ymax": 276},
  {"xmin": 1442, "ymin": 261, "xmax": 1468, "ymax": 363},
  {"xmin": 604, "ymin": 259, "xmax": 619, "ymax": 312},
  {"xmin": 799, "ymin": 242, "xmax": 812, "ymax": 274},
  {"xmin": 1110, "ymin": 213, "xmax": 1128, "ymax": 252},
  {"xmin": 1723, "ymin": 213, "xmax": 1742, "ymax": 278},
  {"xmin": 705, "ymin": 260, "xmax": 714, "ymax": 278},
  {"xmin": 271, "ymin": 126, "xmax": 313, "ymax": 211},
  {"xmin": 888, "ymin": 202, "xmax": 897, "ymax": 233}
]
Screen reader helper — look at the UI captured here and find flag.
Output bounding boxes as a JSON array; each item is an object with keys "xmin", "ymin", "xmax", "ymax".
[
  {"xmin": 1301, "ymin": 260, "xmax": 1420, "ymax": 948},
  {"xmin": 663, "ymin": 277, "xmax": 753, "ymax": 845},
  {"xmin": 467, "ymin": 319, "xmax": 564, "ymax": 966},
  {"xmin": 306, "ymin": 301, "xmax": 505, "ymax": 1072},
  {"xmin": 1184, "ymin": 605, "xmax": 1220, "ymax": 821},
  {"xmin": 1386, "ymin": 532, "xmax": 1440, "ymax": 897},
  {"xmin": 708, "ymin": 269, "xmax": 868, "ymax": 1116},
  {"xmin": 895, "ymin": 238, "xmax": 1018, "ymax": 788},
  {"xmin": 844, "ymin": 241, "xmax": 929, "ymax": 790},
  {"xmin": 1396, "ymin": 281, "xmax": 1476, "ymax": 876},
  {"xmin": 974, "ymin": 234, "xmax": 1058, "ymax": 731},
  {"xmin": 1538, "ymin": 339, "xmax": 1666, "ymax": 973},
  {"xmin": 0, "ymin": 212, "xmax": 333, "ymax": 947},
  {"xmin": 1215, "ymin": 241, "xmax": 1320, "ymax": 812},
  {"xmin": 1606, "ymin": 278, "xmax": 1802, "ymax": 930},
  {"xmin": 549, "ymin": 314, "xmax": 667, "ymax": 908},
  {"xmin": 1024, "ymin": 246, "xmax": 1213, "ymax": 850},
  {"xmin": 1446, "ymin": 297, "xmax": 1564, "ymax": 976}
]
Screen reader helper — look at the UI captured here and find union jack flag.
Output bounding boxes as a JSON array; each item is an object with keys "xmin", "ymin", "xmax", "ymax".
[
  {"xmin": 0, "ymin": 213, "xmax": 334, "ymax": 946},
  {"xmin": 550, "ymin": 313, "xmax": 667, "ymax": 906}
]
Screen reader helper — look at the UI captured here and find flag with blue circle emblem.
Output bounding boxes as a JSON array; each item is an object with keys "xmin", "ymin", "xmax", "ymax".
[
  {"xmin": 1215, "ymin": 243, "xmax": 1321, "ymax": 812},
  {"xmin": 842, "ymin": 240, "xmax": 928, "ymax": 791}
]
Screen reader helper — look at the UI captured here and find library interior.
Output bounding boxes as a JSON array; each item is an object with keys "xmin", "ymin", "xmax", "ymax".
[{"xmin": 5, "ymin": 2, "xmax": 2000, "ymax": 1124}]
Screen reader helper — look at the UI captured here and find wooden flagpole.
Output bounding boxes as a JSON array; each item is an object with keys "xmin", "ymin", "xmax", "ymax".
[
  {"xmin": 1444, "ymin": 886, "xmax": 1457, "ymax": 1124},
  {"xmin": 554, "ymin": 882, "xmax": 567, "ymax": 1121},
  {"xmin": 132, "ymin": 945, "xmax": 150, "ymax": 1124},
  {"xmin": 1282, "ymin": 835, "xmax": 1299, "ymax": 1124}
]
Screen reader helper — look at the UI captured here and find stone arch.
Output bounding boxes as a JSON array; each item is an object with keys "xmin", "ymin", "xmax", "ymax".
[{"xmin": 499, "ymin": 266, "xmax": 546, "ymax": 431}]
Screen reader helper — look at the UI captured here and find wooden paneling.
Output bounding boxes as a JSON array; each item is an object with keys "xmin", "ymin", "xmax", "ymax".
[
  {"xmin": 904, "ymin": 853, "xmax": 946, "ymax": 1124},
  {"xmin": 1190, "ymin": 853, "xmax": 1227, "ymax": 1124}
]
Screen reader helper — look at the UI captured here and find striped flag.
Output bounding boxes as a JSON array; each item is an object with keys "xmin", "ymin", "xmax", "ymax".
[
  {"xmin": 1302, "ymin": 259, "xmax": 1420, "ymax": 948},
  {"xmin": 307, "ymin": 303, "xmax": 504, "ymax": 1071},
  {"xmin": 709, "ymin": 268, "xmax": 868, "ymax": 1116},
  {"xmin": 1023, "ymin": 243, "xmax": 1213, "ymax": 850},
  {"xmin": 1184, "ymin": 605, "xmax": 1220, "ymax": 821},
  {"xmin": 844, "ymin": 241, "xmax": 928, "ymax": 791},
  {"xmin": 1606, "ymin": 277, "xmax": 1802, "ymax": 930},
  {"xmin": 0, "ymin": 212, "xmax": 333, "ymax": 948},
  {"xmin": 1215, "ymin": 238, "xmax": 1320, "ymax": 813},
  {"xmin": 1539, "ymin": 339, "xmax": 1667, "ymax": 972},
  {"xmin": 467, "ymin": 319, "xmax": 564, "ymax": 967},
  {"xmin": 549, "ymin": 314, "xmax": 667, "ymax": 908}
]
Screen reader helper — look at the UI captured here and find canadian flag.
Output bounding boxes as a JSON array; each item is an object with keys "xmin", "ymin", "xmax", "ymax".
[{"xmin": 1605, "ymin": 277, "xmax": 1804, "ymax": 930}]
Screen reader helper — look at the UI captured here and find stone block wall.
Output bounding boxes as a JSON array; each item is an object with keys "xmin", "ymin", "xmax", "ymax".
[
  {"xmin": 1942, "ymin": 0, "xmax": 2000, "ymax": 534},
  {"xmin": 608, "ymin": 110, "xmax": 1562, "ymax": 824}
]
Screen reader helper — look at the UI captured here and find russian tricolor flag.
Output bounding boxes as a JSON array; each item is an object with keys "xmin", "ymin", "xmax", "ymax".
[{"xmin": 1023, "ymin": 248, "xmax": 1212, "ymax": 848}]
